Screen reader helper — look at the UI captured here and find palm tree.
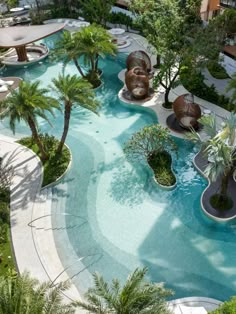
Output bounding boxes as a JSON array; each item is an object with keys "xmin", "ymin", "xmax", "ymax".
[
  {"xmin": 51, "ymin": 74, "xmax": 99, "ymax": 155},
  {"xmin": 74, "ymin": 24, "xmax": 117, "ymax": 76},
  {"xmin": 53, "ymin": 25, "xmax": 117, "ymax": 87},
  {"xmin": 0, "ymin": 272, "xmax": 75, "ymax": 314},
  {"xmin": 74, "ymin": 268, "xmax": 173, "ymax": 313},
  {"xmin": 0, "ymin": 81, "xmax": 59, "ymax": 161},
  {"xmin": 188, "ymin": 113, "xmax": 236, "ymax": 208},
  {"xmin": 53, "ymin": 31, "xmax": 86, "ymax": 78}
]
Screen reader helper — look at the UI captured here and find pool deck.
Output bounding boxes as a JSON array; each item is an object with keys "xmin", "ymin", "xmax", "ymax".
[
  {"xmin": 168, "ymin": 297, "xmax": 222, "ymax": 313},
  {"xmin": 0, "ymin": 30, "xmax": 230, "ymax": 311}
]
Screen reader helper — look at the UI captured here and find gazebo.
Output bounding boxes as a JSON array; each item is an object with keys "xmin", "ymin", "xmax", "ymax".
[{"xmin": 0, "ymin": 24, "xmax": 64, "ymax": 66}]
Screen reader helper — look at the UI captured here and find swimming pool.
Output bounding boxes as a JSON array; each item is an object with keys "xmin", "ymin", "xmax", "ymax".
[{"xmin": 1, "ymin": 36, "xmax": 236, "ymax": 301}]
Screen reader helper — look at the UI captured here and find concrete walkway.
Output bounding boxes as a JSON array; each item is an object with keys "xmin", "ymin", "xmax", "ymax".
[
  {"xmin": 202, "ymin": 68, "xmax": 232, "ymax": 98},
  {"xmin": 169, "ymin": 297, "xmax": 222, "ymax": 313},
  {"xmin": 0, "ymin": 134, "xmax": 83, "ymax": 311}
]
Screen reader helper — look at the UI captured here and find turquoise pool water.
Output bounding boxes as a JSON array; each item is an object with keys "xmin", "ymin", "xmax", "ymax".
[{"xmin": 1, "ymin": 35, "xmax": 236, "ymax": 301}]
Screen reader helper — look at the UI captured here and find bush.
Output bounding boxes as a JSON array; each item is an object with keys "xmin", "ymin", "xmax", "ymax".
[
  {"xmin": 148, "ymin": 151, "xmax": 176, "ymax": 186},
  {"xmin": 18, "ymin": 134, "xmax": 71, "ymax": 187},
  {"xmin": 0, "ymin": 202, "xmax": 9, "ymax": 225},
  {"xmin": 210, "ymin": 296, "xmax": 236, "ymax": 313},
  {"xmin": 180, "ymin": 67, "xmax": 235, "ymax": 112},
  {"xmin": 108, "ymin": 12, "xmax": 133, "ymax": 30},
  {"xmin": 207, "ymin": 61, "xmax": 230, "ymax": 80},
  {"xmin": 0, "ymin": 223, "xmax": 8, "ymax": 244}
]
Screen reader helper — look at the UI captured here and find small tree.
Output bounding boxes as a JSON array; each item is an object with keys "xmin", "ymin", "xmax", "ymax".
[
  {"xmin": 124, "ymin": 124, "xmax": 177, "ymax": 162},
  {"xmin": 75, "ymin": 268, "xmax": 173, "ymax": 314}
]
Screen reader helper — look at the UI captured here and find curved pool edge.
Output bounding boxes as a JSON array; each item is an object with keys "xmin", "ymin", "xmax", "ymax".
[
  {"xmin": 0, "ymin": 135, "xmax": 83, "ymax": 304},
  {"xmin": 193, "ymin": 151, "xmax": 236, "ymax": 222}
]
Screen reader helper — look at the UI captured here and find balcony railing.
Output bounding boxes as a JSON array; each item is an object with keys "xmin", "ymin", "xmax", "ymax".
[{"xmin": 220, "ymin": 0, "xmax": 236, "ymax": 8}]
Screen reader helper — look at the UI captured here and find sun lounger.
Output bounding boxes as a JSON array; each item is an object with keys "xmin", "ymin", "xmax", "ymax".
[
  {"xmin": 178, "ymin": 305, "xmax": 207, "ymax": 314},
  {"xmin": 0, "ymin": 79, "xmax": 14, "ymax": 86},
  {"xmin": 0, "ymin": 85, "xmax": 8, "ymax": 93}
]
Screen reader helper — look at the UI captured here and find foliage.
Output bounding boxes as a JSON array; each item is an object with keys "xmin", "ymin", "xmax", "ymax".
[
  {"xmin": 207, "ymin": 61, "xmax": 230, "ymax": 80},
  {"xmin": 53, "ymin": 26, "xmax": 117, "ymax": 88},
  {"xmin": 108, "ymin": 12, "xmax": 133, "ymax": 31},
  {"xmin": 18, "ymin": 134, "xmax": 71, "ymax": 187},
  {"xmin": 148, "ymin": 151, "xmax": 176, "ymax": 186},
  {"xmin": 75, "ymin": 267, "xmax": 173, "ymax": 313},
  {"xmin": 180, "ymin": 67, "xmax": 235, "ymax": 112},
  {"xmin": 0, "ymin": 81, "xmax": 59, "ymax": 160},
  {"xmin": 124, "ymin": 124, "xmax": 177, "ymax": 162},
  {"xmin": 77, "ymin": 0, "xmax": 115, "ymax": 26},
  {"xmin": 226, "ymin": 73, "xmax": 236, "ymax": 105},
  {"xmin": 211, "ymin": 8, "xmax": 236, "ymax": 40},
  {"xmin": 210, "ymin": 296, "xmax": 236, "ymax": 314},
  {"xmin": 0, "ymin": 188, "xmax": 14, "ymax": 275},
  {"xmin": 0, "ymin": 157, "xmax": 13, "ymax": 192},
  {"xmin": 51, "ymin": 73, "xmax": 99, "ymax": 154},
  {"xmin": 188, "ymin": 113, "xmax": 236, "ymax": 209},
  {"xmin": 132, "ymin": 0, "xmax": 222, "ymax": 105},
  {"xmin": 0, "ymin": 272, "xmax": 75, "ymax": 314}
]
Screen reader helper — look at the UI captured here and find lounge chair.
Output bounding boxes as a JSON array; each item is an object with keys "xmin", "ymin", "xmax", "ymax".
[
  {"xmin": 178, "ymin": 305, "xmax": 207, "ymax": 314},
  {"xmin": 0, "ymin": 85, "xmax": 8, "ymax": 93},
  {"xmin": 0, "ymin": 79, "xmax": 14, "ymax": 86}
]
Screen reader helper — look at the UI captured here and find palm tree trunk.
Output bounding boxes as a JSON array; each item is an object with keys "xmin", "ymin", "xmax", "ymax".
[
  {"xmin": 219, "ymin": 171, "xmax": 231, "ymax": 200},
  {"xmin": 27, "ymin": 117, "xmax": 48, "ymax": 161},
  {"xmin": 56, "ymin": 101, "xmax": 71, "ymax": 155},
  {"xmin": 73, "ymin": 58, "xmax": 85, "ymax": 78},
  {"xmin": 95, "ymin": 54, "xmax": 99, "ymax": 72},
  {"xmin": 90, "ymin": 56, "xmax": 96, "ymax": 73}
]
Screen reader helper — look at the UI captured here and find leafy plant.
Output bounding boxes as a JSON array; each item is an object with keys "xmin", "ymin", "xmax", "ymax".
[
  {"xmin": 75, "ymin": 267, "xmax": 173, "ymax": 313},
  {"xmin": 210, "ymin": 296, "xmax": 236, "ymax": 313},
  {"xmin": 207, "ymin": 61, "xmax": 230, "ymax": 80},
  {"xmin": 18, "ymin": 134, "xmax": 71, "ymax": 187}
]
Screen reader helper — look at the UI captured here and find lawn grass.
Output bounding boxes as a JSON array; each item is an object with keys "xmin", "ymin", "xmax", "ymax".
[
  {"xmin": 148, "ymin": 151, "xmax": 176, "ymax": 187},
  {"xmin": 18, "ymin": 134, "xmax": 71, "ymax": 187}
]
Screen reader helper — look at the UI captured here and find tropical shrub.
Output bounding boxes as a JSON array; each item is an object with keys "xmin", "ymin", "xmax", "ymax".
[
  {"xmin": 18, "ymin": 134, "xmax": 71, "ymax": 187},
  {"xmin": 75, "ymin": 267, "xmax": 173, "ymax": 313},
  {"xmin": 210, "ymin": 296, "xmax": 236, "ymax": 313}
]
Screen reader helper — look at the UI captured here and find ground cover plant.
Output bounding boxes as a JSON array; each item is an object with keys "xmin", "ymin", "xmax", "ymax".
[
  {"xmin": 188, "ymin": 114, "xmax": 236, "ymax": 211},
  {"xmin": 18, "ymin": 134, "xmax": 70, "ymax": 187},
  {"xmin": 0, "ymin": 159, "xmax": 14, "ymax": 275},
  {"xmin": 124, "ymin": 124, "xmax": 177, "ymax": 187}
]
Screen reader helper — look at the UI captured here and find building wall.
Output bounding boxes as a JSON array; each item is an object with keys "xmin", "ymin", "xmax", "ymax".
[{"xmin": 200, "ymin": 0, "xmax": 220, "ymax": 20}]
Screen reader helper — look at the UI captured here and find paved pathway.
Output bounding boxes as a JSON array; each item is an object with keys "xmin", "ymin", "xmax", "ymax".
[
  {"xmin": 202, "ymin": 68, "xmax": 232, "ymax": 98},
  {"xmin": 0, "ymin": 134, "xmax": 83, "ymax": 311}
]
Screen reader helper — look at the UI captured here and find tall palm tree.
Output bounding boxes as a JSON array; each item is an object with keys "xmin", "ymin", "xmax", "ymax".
[
  {"xmin": 53, "ymin": 31, "xmax": 86, "ymax": 78},
  {"xmin": 0, "ymin": 81, "xmax": 59, "ymax": 161},
  {"xmin": 74, "ymin": 268, "xmax": 173, "ymax": 313},
  {"xmin": 0, "ymin": 272, "xmax": 75, "ymax": 314},
  {"xmin": 51, "ymin": 74, "xmax": 99, "ymax": 155}
]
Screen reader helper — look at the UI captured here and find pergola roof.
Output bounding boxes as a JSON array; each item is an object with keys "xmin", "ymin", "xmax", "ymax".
[{"xmin": 0, "ymin": 23, "xmax": 65, "ymax": 48}]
